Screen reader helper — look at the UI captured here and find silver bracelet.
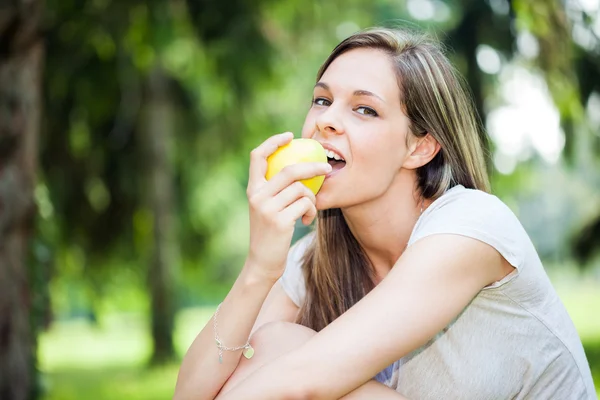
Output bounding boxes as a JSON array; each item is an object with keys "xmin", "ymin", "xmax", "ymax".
[{"xmin": 213, "ymin": 302, "xmax": 255, "ymax": 364}]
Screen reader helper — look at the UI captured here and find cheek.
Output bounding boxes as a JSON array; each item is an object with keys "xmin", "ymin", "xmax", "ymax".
[{"xmin": 353, "ymin": 134, "xmax": 405, "ymax": 172}]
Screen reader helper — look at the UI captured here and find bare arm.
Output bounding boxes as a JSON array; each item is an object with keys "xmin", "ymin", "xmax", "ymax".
[
  {"xmin": 340, "ymin": 380, "xmax": 409, "ymax": 399},
  {"xmin": 173, "ymin": 266, "xmax": 275, "ymax": 400},
  {"xmin": 174, "ymin": 276, "xmax": 300, "ymax": 400},
  {"xmin": 217, "ymin": 233, "xmax": 508, "ymax": 399},
  {"xmin": 173, "ymin": 132, "xmax": 331, "ymax": 400},
  {"xmin": 217, "ymin": 282, "xmax": 300, "ymax": 394},
  {"xmin": 215, "ymin": 288, "xmax": 405, "ymax": 400},
  {"xmin": 223, "ymin": 376, "xmax": 407, "ymax": 400}
]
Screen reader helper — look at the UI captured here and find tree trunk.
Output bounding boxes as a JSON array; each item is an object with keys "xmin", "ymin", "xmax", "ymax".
[
  {"xmin": 0, "ymin": 1, "xmax": 44, "ymax": 399},
  {"xmin": 141, "ymin": 65, "xmax": 177, "ymax": 364}
]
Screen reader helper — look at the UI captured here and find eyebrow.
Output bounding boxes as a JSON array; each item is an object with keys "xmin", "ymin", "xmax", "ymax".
[{"xmin": 314, "ymin": 82, "xmax": 386, "ymax": 103}]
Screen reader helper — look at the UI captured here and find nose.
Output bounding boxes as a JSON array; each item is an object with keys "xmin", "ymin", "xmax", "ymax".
[{"xmin": 315, "ymin": 105, "xmax": 345, "ymax": 137}]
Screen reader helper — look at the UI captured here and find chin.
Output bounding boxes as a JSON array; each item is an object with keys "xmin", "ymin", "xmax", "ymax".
[
  {"xmin": 315, "ymin": 175, "xmax": 364, "ymax": 211},
  {"xmin": 315, "ymin": 192, "xmax": 351, "ymax": 211},
  {"xmin": 315, "ymin": 196, "xmax": 331, "ymax": 211},
  {"xmin": 315, "ymin": 189, "xmax": 339, "ymax": 211}
]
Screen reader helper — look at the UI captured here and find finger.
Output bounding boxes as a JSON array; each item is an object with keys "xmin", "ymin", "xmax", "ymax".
[
  {"xmin": 271, "ymin": 181, "xmax": 316, "ymax": 211},
  {"xmin": 263, "ymin": 162, "xmax": 331, "ymax": 197},
  {"xmin": 301, "ymin": 203, "xmax": 318, "ymax": 226},
  {"xmin": 280, "ymin": 197, "xmax": 316, "ymax": 225},
  {"xmin": 248, "ymin": 132, "xmax": 294, "ymax": 190}
]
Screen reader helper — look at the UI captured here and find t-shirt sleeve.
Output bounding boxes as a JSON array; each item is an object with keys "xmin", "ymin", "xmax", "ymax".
[
  {"xmin": 278, "ymin": 232, "xmax": 314, "ymax": 307},
  {"xmin": 408, "ymin": 189, "xmax": 525, "ymax": 284}
]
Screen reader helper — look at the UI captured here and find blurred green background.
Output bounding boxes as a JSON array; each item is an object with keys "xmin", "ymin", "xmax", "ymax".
[{"xmin": 1, "ymin": 0, "xmax": 599, "ymax": 399}]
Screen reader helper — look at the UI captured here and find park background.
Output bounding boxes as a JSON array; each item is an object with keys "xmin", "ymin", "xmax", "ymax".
[{"xmin": 1, "ymin": 0, "xmax": 599, "ymax": 399}]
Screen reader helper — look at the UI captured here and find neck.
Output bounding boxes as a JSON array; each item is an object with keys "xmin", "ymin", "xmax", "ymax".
[{"xmin": 341, "ymin": 171, "xmax": 430, "ymax": 283}]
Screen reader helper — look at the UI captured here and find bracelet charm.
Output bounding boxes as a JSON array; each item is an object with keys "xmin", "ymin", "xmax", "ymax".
[{"xmin": 213, "ymin": 303, "xmax": 254, "ymax": 363}]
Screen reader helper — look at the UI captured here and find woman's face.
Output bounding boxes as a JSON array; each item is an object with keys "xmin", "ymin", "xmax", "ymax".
[{"xmin": 301, "ymin": 48, "xmax": 414, "ymax": 210}]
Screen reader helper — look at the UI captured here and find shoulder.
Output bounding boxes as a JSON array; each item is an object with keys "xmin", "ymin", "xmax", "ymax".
[
  {"xmin": 425, "ymin": 185, "xmax": 512, "ymax": 218},
  {"xmin": 413, "ymin": 185, "xmax": 520, "ymax": 233},
  {"xmin": 409, "ymin": 185, "xmax": 526, "ymax": 270}
]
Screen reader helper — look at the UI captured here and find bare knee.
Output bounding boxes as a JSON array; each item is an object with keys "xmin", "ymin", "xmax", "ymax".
[
  {"xmin": 251, "ymin": 321, "xmax": 316, "ymax": 351},
  {"xmin": 219, "ymin": 322, "xmax": 316, "ymax": 394}
]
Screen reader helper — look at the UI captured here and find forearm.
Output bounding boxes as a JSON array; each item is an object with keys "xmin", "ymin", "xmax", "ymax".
[
  {"xmin": 219, "ymin": 375, "xmax": 407, "ymax": 400},
  {"xmin": 339, "ymin": 380, "xmax": 408, "ymax": 400},
  {"xmin": 173, "ymin": 262, "xmax": 276, "ymax": 400},
  {"xmin": 218, "ymin": 364, "xmax": 408, "ymax": 400}
]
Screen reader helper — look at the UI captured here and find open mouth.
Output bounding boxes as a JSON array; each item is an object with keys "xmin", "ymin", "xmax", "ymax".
[{"xmin": 325, "ymin": 149, "xmax": 346, "ymax": 172}]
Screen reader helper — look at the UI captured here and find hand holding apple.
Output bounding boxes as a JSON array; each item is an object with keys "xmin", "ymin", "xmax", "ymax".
[
  {"xmin": 244, "ymin": 133, "xmax": 331, "ymax": 282},
  {"xmin": 265, "ymin": 138, "xmax": 328, "ymax": 195}
]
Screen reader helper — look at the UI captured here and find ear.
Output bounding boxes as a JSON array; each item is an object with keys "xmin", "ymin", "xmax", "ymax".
[{"xmin": 402, "ymin": 133, "xmax": 441, "ymax": 170}]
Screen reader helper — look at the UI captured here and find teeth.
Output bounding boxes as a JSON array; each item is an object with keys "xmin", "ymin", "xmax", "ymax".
[{"xmin": 325, "ymin": 149, "xmax": 344, "ymax": 161}]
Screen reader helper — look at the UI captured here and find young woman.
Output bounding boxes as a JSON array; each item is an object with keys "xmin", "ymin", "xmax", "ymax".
[{"xmin": 174, "ymin": 28, "xmax": 596, "ymax": 399}]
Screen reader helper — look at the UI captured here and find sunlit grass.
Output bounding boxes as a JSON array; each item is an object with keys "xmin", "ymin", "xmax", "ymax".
[
  {"xmin": 39, "ymin": 315, "xmax": 151, "ymax": 370},
  {"xmin": 38, "ymin": 307, "xmax": 217, "ymax": 399},
  {"xmin": 40, "ymin": 365, "xmax": 180, "ymax": 400},
  {"xmin": 39, "ymin": 282, "xmax": 600, "ymax": 399}
]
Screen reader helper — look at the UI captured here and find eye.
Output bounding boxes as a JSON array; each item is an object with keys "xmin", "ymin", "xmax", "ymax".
[
  {"xmin": 313, "ymin": 97, "xmax": 331, "ymax": 106},
  {"xmin": 356, "ymin": 106, "xmax": 378, "ymax": 117}
]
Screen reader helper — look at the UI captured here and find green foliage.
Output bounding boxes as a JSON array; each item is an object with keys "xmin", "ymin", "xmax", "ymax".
[
  {"xmin": 7, "ymin": 0, "xmax": 595, "ymax": 397},
  {"xmin": 41, "ymin": 0, "xmax": 599, "ymax": 327}
]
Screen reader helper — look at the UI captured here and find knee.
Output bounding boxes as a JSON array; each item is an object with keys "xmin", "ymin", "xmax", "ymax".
[
  {"xmin": 250, "ymin": 321, "xmax": 316, "ymax": 350},
  {"xmin": 219, "ymin": 322, "xmax": 316, "ymax": 395}
]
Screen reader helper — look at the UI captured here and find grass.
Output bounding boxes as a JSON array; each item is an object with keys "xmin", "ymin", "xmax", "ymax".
[
  {"xmin": 40, "ymin": 366, "xmax": 180, "ymax": 400},
  {"xmin": 39, "ymin": 283, "xmax": 600, "ymax": 399},
  {"xmin": 38, "ymin": 308, "xmax": 216, "ymax": 399}
]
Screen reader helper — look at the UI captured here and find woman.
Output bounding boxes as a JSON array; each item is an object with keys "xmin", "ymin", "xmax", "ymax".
[{"xmin": 174, "ymin": 28, "xmax": 596, "ymax": 399}]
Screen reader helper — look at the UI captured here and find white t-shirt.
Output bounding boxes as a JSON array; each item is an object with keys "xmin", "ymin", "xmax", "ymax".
[{"xmin": 279, "ymin": 185, "xmax": 597, "ymax": 399}]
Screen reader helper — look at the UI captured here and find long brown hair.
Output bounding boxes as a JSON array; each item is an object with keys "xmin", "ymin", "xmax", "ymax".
[{"xmin": 296, "ymin": 28, "xmax": 490, "ymax": 332}]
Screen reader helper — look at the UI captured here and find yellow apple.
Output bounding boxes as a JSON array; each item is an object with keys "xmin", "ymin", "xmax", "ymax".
[{"xmin": 265, "ymin": 138, "xmax": 327, "ymax": 195}]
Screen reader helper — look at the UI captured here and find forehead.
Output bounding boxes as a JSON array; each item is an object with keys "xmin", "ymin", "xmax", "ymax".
[{"xmin": 319, "ymin": 48, "xmax": 400, "ymax": 100}]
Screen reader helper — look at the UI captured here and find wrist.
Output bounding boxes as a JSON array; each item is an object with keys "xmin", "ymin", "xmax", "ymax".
[{"xmin": 240, "ymin": 260, "xmax": 281, "ymax": 287}]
